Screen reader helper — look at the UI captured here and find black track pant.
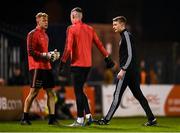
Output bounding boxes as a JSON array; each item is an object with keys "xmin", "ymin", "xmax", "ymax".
[
  {"xmin": 105, "ymin": 68, "xmax": 155, "ymax": 121},
  {"xmin": 71, "ymin": 67, "xmax": 91, "ymax": 117}
]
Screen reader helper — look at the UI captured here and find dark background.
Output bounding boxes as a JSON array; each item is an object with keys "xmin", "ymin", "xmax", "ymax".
[
  {"xmin": 0, "ymin": 0, "xmax": 179, "ymax": 41},
  {"xmin": 0, "ymin": 0, "xmax": 180, "ymax": 85}
]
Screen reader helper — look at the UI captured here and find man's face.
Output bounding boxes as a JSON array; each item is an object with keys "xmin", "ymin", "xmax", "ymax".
[
  {"xmin": 113, "ymin": 21, "xmax": 123, "ymax": 33},
  {"xmin": 38, "ymin": 17, "xmax": 48, "ymax": 29}
]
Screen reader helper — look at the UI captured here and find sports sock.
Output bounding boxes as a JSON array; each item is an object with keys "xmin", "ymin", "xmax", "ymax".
[{"xmin": 77, "ymin": 117, "xmax": 84, "ymax": 123}]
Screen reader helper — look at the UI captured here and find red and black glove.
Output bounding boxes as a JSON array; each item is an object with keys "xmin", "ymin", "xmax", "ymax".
[{"xmin": 59, "ymin": 61, "xmax": 66, "ymax": 76}]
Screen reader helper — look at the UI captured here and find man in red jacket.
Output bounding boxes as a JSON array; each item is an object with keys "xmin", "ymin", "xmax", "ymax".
[
  {"xmin": 59, "ymin": 7, "xmax": 114, "ymax": 126},
  {"xmin": 21, "ymin": 12, "xmax": 60, "ymax": 125}
]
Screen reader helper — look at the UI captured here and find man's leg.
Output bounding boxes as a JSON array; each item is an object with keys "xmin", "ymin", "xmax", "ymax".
[
  {"xmin": 73, "ymin": 74, "xmax": 85, "ymax": 118},
  {"xmin": 21, "ymin": 88, "xmax": 39, "ymax": 125},
  {"xmin": 73, "ymin": 67, "xmax": 93, "ymax": 126},
  {"xmin": 128, "ymin": 70, "xmax": 156, "ymax": 126},
  {"xmin": 98, "ymin": 74, "xmax": 128, "ymax": 125},
  {"xmin": 70, "ymin": 67, "xmax": 87, "ymax": 126},
  {"xmin": 46, "ymin": 89, "xmax": 55, "ymax": 114},
  {"xmin": 21, "ymin": 69, "xmax": 43, "ymax": 125},
  {"xmin": 46, "ymin": 89, "xmax": 58, "ymax": 125},
  {"xmin": 82, "ymin": 68, "xmax": 92, "ymax": 121},
  {"xmin": 43, "ymin": 70, "xmax": 58, "ymax": 125},
  {"xmin": 84, "ymin": 93, "xmax": 90, "ymax": 115}
]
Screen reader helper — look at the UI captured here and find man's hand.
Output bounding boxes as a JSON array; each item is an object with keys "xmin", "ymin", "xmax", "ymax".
[
  {"xmin": 117, "ymin": 69, "xmax": 126, "ymax": 80},
  {"xmin": 104, "ymin": 56, "xmax": 115, "ymax": 68},
  {"xmin": 53, "ymin": 49, "xmax": 60, "ymax": 61},
  {"xmin": 41, "ymin": 49, "xmax": 60, "ymax": 62}
]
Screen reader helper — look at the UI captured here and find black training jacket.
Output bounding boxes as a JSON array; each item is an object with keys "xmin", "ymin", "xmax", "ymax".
[{"xmin": 119, "ymin": 29, "xmax": 137, "ymax": 71}]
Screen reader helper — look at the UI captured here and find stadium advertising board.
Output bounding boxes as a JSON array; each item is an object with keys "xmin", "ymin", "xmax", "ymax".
[
  {"xmin": 102, "ymin": 85, "xmax": 180, "ymax": 116},
  {"xmin": 0, "ymin": 86, "xmax": 95, "ymax": 120},
  {"xmin": 22, "ymin": 86, "xmax": 95, "ymax": 118},
  {"xmin": 0, "ymin": 86, "xmax": 22, "ymax": 120}
]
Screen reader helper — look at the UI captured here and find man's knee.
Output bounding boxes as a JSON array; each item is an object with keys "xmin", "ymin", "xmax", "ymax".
[
  {"xmin": 46, "ymin": 89, "xmax": 55, "ymax": 98},
  {"xmin": 76, "ymin": 95, "xmax": 84, "ymax": 103}
]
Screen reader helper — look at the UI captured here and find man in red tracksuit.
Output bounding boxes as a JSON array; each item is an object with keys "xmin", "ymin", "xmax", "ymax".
[
  {"xmin": 21, "ymin": 12, "xmax": 59, "ymax": 125},
  {"xmin": 59, "ymin": 7, "xmax": 115, "ymax": 126}
]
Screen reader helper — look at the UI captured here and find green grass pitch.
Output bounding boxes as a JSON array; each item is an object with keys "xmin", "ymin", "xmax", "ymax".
[{"xmin": 0, "ymin": 117, "xmax": 180, "ymax": 132}]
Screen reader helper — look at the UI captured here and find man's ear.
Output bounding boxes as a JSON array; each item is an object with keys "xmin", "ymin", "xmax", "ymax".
[
  {"xmin": 72, "ymin": 14, "xmax": 75, "ymax": 19},
  {"xmin": 36, "ymin": 18, "xmax": 40, "ymax": 25}
]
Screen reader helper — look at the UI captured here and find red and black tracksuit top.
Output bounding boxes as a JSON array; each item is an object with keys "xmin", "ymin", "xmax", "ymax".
[
  {"xmin": 27, "ymin": 27, "xmax": 51, "ymax": 70},
  {"xmin": 61, "ymin": 20, "xmax": 109, "ymax": 67}
]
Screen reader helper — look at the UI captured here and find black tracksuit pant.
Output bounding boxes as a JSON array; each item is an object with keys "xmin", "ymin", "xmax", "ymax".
[
  {"xmin": 105, "ymin": 67, "xmax": 155, "ymax": 121},
  {"xmin": 71, "ymin": 67, "xmax": 91, "ymax": 117}
]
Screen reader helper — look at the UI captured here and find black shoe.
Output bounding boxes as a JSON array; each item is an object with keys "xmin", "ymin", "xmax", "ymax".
[
  {"xmin": 48, "ymin": 119, "xmax": 59, "ymax": 125},
  {"xmin": 20, "ymin": 119, "xmax": 31, "ymax": 125},
  {"xmin": 97, "ymin": 118, "xmax": 109, "ymax": 125},
  {"xmin": 144, "ymin": 118, "xmax": 157, "ymax": 126}
]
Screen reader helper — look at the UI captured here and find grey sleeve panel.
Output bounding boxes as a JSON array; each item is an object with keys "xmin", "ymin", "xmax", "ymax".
[{"xmin": 122, "ymin": 31, "xmax": 132, "ymax": 70}]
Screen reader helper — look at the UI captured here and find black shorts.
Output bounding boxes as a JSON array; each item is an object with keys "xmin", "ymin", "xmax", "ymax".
[{"xmin": 29, "ymin": 69, "xmax": 55, "ymax": 89}]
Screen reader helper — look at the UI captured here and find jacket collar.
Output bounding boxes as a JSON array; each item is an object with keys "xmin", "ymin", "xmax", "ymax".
[
  {"xmin": 36, "ymin": 26, "xmax": 45, "ymax": 32},
  {"xmin": 73, "ymin": 20, "xmax": 83, "ymax": 25},
  {"xmin": 120, "ymin": 28, "xmax": 127, "ymax": 35}
]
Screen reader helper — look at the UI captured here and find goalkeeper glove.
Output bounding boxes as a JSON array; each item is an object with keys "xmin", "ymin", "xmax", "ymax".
[
  {"xmin": 41, "ymin": 49, "xmax": 60, "ymax": 62},
  {"xmin": 49, "ymin": 49, "xmax": 60, "ymax": 62},
  {"xmin": 41, "ymin": 52, "xmax": 55, "ymax": 61}
]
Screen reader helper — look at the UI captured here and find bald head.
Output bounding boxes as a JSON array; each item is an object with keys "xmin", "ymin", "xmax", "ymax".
[{"xmin": 70, "ymin": 7, "xmax": 83, "ymax": 24}]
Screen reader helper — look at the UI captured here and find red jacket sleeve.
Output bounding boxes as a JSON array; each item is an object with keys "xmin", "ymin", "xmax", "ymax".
[
  {"xmin": 27, "ymin": 32, "xmax": 42, "ymax": 59},
  {"xmin": 61, "ymin": 27, "xmax": 74, "ymax": 63},
  {"xmin": 93, "ymin": 29, "xmax": 109, "ymax": 57}
]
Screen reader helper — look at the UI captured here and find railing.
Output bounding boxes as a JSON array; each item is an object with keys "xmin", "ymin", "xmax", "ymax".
[
  {"xmin": 0, "ymin": 34, "xmax": 8, "ymax": 80},
  {"xmin": 0, "ymin": 34, "xmax": 23, "ymax": 81},
  {"xmin": 0, "ymin": 22, "xmax": 179, "ymax": 84}
]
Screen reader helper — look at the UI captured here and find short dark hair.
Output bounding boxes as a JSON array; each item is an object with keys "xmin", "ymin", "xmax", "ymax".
[
  {"xmin": 71, "ymin": 7, "xmax": 83, "ymax": 13},
  {"xmin": 113, "ymin": 16, "xmax": 127, "ymax": 24}
]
